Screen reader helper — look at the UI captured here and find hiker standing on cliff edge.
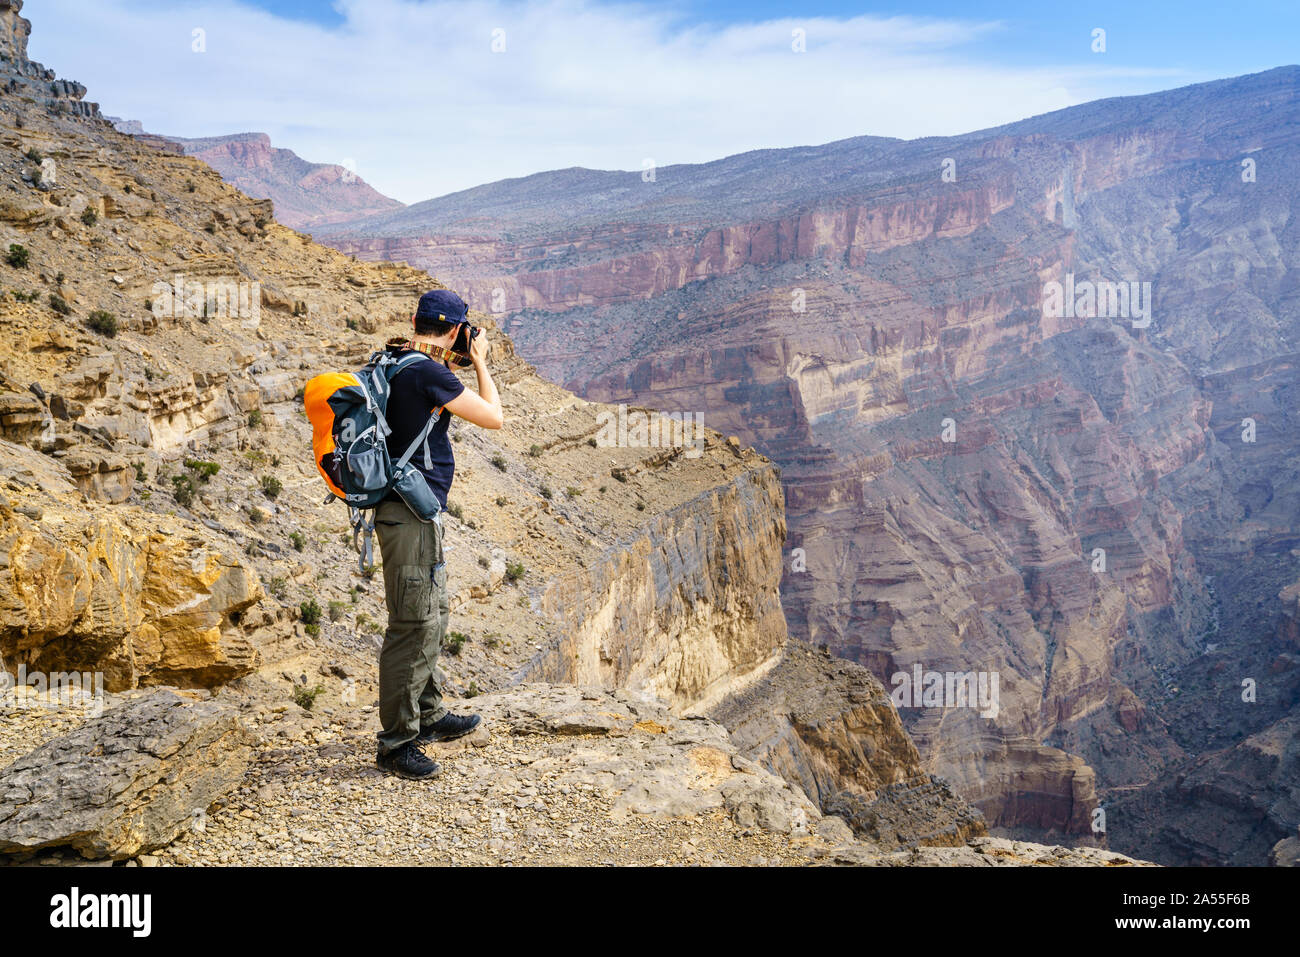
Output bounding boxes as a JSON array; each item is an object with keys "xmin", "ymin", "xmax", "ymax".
[{"xmin": 375, "ymin": 289, "xmax": 503, "ymax": 779}]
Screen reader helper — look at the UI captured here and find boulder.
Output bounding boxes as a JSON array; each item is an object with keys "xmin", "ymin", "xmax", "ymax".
[{"xmin": 0, "ymin": 690, "xmax": 250, "ymax": 859}]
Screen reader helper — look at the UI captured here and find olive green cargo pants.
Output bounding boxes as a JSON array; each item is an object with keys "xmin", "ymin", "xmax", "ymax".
[{"xmin": 374, "ymin": 499, "xmax": 449, "ymax": 754}]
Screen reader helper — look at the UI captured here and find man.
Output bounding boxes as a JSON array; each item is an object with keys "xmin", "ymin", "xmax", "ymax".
[{"xmin": 375, "ymin": 289, "xmax": 504, "ymax": 780}]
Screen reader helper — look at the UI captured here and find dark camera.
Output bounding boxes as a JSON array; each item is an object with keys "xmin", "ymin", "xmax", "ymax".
[{"xmin": 449, "ymin": 322, "xmax": 480, "ymax": 367}]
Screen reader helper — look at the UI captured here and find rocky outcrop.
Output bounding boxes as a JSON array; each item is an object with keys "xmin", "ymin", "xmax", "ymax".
[
  {"xmin": 0, "ymin": 0, "xmax": 98, "ymax": 118},
  {"xmin": 0, "ymin": 441, "xmax": 262, "ymax": 690},
  {"xmin": 0, "ymin": 690, "xmax": 250, "ymax": 859},
  {"xmin": 712, "ymin": 641, "xmax": 985, "ymax": 846},
  {"xmin": 521, "ymin": 461, "xmax": 787, "ymax": 712},
  {"xmin": 463, "ymin": 683, "xmax": 820, "ymax": 834},
  {"xmin": 837, "ymin": 835, "xmax": 1151, "ymax": 867},
  {"xmin": 511, "ymin": 459, "xmax": 992, "ymax": 843}
]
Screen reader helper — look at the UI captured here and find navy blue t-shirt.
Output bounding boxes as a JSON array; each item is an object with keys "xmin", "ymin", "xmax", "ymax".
[{"xmin": 382, "ymin": 353, "xmax": 465, "ymax": 509}]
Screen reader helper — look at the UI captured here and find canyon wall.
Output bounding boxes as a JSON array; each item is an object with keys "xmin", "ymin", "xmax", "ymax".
[{"xmin": 521, "ymin": 461, "xmax": 787, "ymax": 712}]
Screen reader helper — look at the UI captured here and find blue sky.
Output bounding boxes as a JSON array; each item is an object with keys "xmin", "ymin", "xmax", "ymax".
[
  {"xmin": 26, "ymin": 0, "xmax": 1299, "ymax": 203},
  {"xmin": 246, "ymin": 0, "xmax": 1300, "ymax": 76}
]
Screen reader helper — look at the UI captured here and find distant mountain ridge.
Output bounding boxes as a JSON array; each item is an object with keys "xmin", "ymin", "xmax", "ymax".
[
  {"xmin": 317, "ymin": 66, "xmax": 1300, "ymax": 242},
  {"xmin": 105, "ymin": 121, "xmax": 404, "ymax": 230}
]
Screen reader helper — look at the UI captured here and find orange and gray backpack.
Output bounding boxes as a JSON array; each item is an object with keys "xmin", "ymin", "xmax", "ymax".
[{"xmin": 303, "ymin": 347, "xmax": 445, "ymax": 572}]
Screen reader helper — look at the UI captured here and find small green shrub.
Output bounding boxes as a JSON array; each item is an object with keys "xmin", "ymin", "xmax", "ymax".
[
  {"xmin": 289, "ymin": 530, "xmax": 305, "ymax": 552},
  {"xmin": 171, "ymin": 474, "xmax": 195, "ymax": 507},
  {"xmin": 565, "ymin": 486, "xmax": 582, "ymax": 498},
  {"xmin": 528, "ymin": 444, "xmax": 542, "ymax": 457},
  {"xmin": 293, "ymin": 683, "xmax": 325, "ymax": 710},
  {"xmin": 328, "ymin": 600, "xmax": 347, "ymax": 622},
  {"xmin": 5, "ymin": 245, "xmax": 28, "ymax": 268},
  {"xmin": 80, "ymin": 207, "xmax": 97, "ymax": 226},
  {"xmin": 267, "ymin": 577, "xmax": 288, "ymax": 599},
  {"xmin": 247, "ymin": 409, "xmax": 263, "ymax": 428},
  {"xmin": 539, "ymin": 484, "xmax": 552, "ymax": 500},
  {"xmin": 183, "ymin": 458, "xmax": 220, "ymax": 481},
  {"xmin": 444, "ymin": 631, "xmax": 469, "ymax": 656},
  {"xmin": 86, "ymin": 310, "xmax": 117, "ymax": 337},
  {"xmin": 505, "ymin": 561, "xmax": 525, "ymax": 583},
  {"xmin": 48, "ymin": 294, "xmax": 70, "ymax": 316},
  {"xmin": 447, "ymin": 502, "xmax": 464, "ymax": 521},
  {"xmin": 260, "ymin": 475, "xmax": 282, "ymax": 500},
  {"xmin": 299, "ymin": 599, "xmax": 322, "ymax": 625},
  {"xmin": 491, "ymin": 454, "xmax": 507, "ymax": 472}
]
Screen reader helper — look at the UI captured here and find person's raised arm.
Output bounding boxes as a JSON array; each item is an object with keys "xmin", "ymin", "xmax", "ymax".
[{"xmin": 444, "ymin": 330, "xmax": 503, "ymax": 429}]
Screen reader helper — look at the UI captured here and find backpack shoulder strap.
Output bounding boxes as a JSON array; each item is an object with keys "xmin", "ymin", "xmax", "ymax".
[
  {"xmin": 395, "ymin": 415, "xmax": 438, "ymax": 471},
  {"xmin": 388, "ymin": 350, "xmax": 432, "ymax": 378},
  {"xmin": 383, "ymin": 349, "xmax": 443, "ymax": 469}
]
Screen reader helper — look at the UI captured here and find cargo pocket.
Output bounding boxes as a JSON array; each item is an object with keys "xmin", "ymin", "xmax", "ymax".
[
  {"xmin": 395, "ymin": 564, "xmax": 433, "ymax": 623},
  {"xmin": 432, "ymin": 562, "xmax": 450, "ymax": 634}
]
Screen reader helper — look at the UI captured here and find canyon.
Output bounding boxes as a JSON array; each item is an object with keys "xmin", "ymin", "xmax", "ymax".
[
  {"xmin": 0, "ymin": 0, "xmax": 1044, "ymax": 866},
  {"xmin": 318, "ymin": 66, "xmax": 1300, "ymax": 864}
]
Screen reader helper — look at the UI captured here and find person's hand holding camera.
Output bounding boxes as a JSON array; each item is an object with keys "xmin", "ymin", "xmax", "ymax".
[{"xmin": 469, "ymin": 328, "xmax": 491, "ymax": 366}]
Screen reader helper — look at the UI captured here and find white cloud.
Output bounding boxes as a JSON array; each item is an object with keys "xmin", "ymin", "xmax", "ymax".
[{"xmin": 27, "ymin": 0, "xmax": 1194, "ymax": 203}]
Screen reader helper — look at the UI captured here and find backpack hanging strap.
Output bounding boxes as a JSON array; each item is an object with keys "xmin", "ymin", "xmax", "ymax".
[{"xmin": 350, "ymin": 506, "xmax": 377, "ymax": 575}]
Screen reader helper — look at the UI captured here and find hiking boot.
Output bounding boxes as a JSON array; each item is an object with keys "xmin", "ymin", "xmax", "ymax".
[
  {"xmin": 416, "ymin": 711, "xmax": 482, "ymax": 743},
  {"xmin": 377, "ymin": 742, "xmax": 441, "ymax": 779}
]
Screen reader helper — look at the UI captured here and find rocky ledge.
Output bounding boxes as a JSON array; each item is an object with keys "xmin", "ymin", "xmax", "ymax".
[{"xmin": 0, "ymin": 683, "xmax": 1149, "ymax": 866}]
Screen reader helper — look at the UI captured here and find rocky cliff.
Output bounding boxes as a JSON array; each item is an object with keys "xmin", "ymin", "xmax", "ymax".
[{"xmin": 320, "ymin": 66, "xmax": 1300, "ymax": 862}]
